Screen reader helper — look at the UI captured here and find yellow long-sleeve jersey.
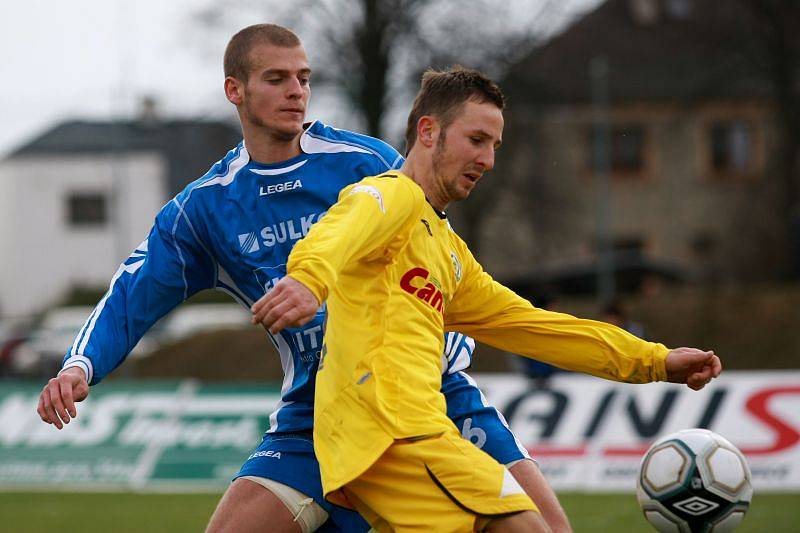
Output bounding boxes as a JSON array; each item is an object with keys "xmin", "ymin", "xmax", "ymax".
[{"xmin": 287, "ymin": 171, "xmax": 669, "ymax": 498}]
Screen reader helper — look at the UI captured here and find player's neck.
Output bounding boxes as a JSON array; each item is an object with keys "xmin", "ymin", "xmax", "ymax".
[
  {"xmin": 242, "ymin": 124, "xmax": 303, "ymax": 164},
  {"xmin": 399, "ymin": 157, "xmax": 449, "ymax": 212}
]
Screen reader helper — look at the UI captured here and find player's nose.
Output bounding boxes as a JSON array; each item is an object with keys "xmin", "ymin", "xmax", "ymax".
[
  {"xmin": 286, "ymin": 77, "xmax": 305, "ymax": 99},
  {"xmin": 475, "ymin": 146, "xmax": 495, "ymax": 171}
]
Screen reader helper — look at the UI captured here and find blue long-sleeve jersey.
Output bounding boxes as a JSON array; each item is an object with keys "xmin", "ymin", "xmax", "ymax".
[{"xmin": 62, "ymin": 121, "xmax": 477, "ymax": 434}]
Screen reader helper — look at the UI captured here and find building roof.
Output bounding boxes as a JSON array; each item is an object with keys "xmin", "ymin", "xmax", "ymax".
[
  {"xmin": 8, "ymin": 119, "xmax": 242, "ymax": 195},
  {"xmin": 504, "ymin": 0, "xmax": 777, "ymax": 105}
]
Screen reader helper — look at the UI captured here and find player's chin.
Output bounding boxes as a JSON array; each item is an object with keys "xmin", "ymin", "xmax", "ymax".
[
  {"xmin": 448, "ymin": 188, "xmax": 471, "ymax": 204},
  {"xmin": 284, "ymin": 115, "xmax": 306, "ymax": 130},
  {"xmin": 272, "ymin": 122, "xmax": 304, "ymax": 141},
  {"xmin": 458, "ymin": 182, "xmax": 477, "ymax": 199}
]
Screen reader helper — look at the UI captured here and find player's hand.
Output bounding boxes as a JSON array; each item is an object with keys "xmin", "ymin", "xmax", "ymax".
[
  {"xmin": 251, "ymin": 276, "xmax": 319, "ymax": 334},
  {"xmin": 37, "ymin": 367, "xmax": 89, "ymax": 429},
  {"xmin": 665, "ymin": 348, "xmax": 721, "ymax": 391}
]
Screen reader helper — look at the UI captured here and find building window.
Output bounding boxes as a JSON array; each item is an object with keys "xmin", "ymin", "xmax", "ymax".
[
  {"xmin": 709, "ymin": 120, "xmax": 751, "ymax": 174},
  {"xmin": 589, "ymin": 125, "xmax": 646, "ymax": 174},
  {"xmin": 67, "ymin": 192, "xmax": 107, "ymax": 226}
]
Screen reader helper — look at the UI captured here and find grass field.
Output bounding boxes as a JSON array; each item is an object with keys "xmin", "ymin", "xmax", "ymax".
[{"xmin": 0, "ymin": 492, "xmax": 797, "ymax": 532}]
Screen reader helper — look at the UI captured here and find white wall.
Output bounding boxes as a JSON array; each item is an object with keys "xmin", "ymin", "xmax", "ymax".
[{"xmin": 0, "ymin": 152, "xmax": 165, "ymax": 317}]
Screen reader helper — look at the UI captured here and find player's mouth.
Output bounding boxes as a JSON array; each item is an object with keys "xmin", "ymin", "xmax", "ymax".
[
  {"xmin": 281, "ymin": 108, "xmax": 305, "ymax": 118},
  {"xmin": 462, "ymin": 171, "xmax": 481, "ymax": 185}
]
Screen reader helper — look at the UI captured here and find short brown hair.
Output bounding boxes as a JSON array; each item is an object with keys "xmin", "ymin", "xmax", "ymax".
[
  {"xmin": 404, "ymin": 66, "xmax": 505, "ymax": 153},
  {"xmin": 224, "ymin": 24, "xmax": 302, "ymax": 80}
]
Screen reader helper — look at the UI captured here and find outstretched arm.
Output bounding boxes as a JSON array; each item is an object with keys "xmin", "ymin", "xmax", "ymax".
[
  {"xmin": 445, "ymin": 239, "xmax": 720, "ymax": 389},
  {"xmin": 37, "ymin": 199, "xmax": 215, "ymax": 429}
]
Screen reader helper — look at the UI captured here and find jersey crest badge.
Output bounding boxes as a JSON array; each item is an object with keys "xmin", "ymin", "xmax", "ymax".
[
  {"xmin": 348, "ymin": 184, "xmax": 385, "ymax": 212},
  {"xmin": 450, "ymin": 251, "xmax": 462, "ymax": 282}
]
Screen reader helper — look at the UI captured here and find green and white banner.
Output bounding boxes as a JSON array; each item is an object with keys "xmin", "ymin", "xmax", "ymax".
[{"xmin": 0, "ymin": 381, "xmax": 279, "ymax": 490}]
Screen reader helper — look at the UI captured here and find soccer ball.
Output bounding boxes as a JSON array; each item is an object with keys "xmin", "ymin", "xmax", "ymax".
[{"xmin": 636, "ymin": 428, "xmax": 753, "ymax": 533}]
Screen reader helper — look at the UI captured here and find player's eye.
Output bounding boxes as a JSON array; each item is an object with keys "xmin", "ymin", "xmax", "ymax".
[{"xmin": 299, "ymin": 77, "xmax": 310, "ymax": 86}]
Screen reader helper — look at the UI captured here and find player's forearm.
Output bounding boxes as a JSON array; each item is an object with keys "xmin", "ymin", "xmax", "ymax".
[
  {"xmin": 490, "ymin": 324, "xmax": 666, "ymax": 383},
  {"xmin": 447, "ymin": 269, "xmax": 669, "ymax": 383},
  {"xmin": 63, "ymin": 219, "xmax": 209, "ymax": 384},
  {"xmin": 61, "ymin": 293, "xmax": 144, "ymax": 385},
  {"xmin": 61, "ymin": 266, "xmax": 140, "ymax": 384},
  {"xmin": 450, "ymin": 306, "xmax": 668, "ymax": 383}
]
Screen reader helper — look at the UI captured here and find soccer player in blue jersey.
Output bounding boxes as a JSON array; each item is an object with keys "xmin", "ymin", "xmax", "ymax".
[{"xmin": 36, "ymin": 24, "xmax": 571, "ymax": 532}]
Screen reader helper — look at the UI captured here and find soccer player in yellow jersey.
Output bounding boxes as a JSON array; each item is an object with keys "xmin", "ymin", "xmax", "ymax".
[{"xmin": 252, "ymin": 67, "xmax": 722, "ymax": 532}]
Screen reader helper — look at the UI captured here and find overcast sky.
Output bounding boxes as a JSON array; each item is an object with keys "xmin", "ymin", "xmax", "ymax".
[
  {"xmin": 1, "ymin": 0, "xmax": 227, "ymax": 157},
  {"xmin": 0, "ymin": 0, "xmax": 601, "ymax": 158}
]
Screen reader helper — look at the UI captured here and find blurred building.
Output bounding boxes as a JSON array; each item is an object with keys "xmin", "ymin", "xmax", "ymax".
[
  {"xmin": 0, "ymin": 110, "xmax": 241, "ymax": 317},
  {"xmin": 477, "ymin": 0, "xmax": 794, "ymax": 288}
]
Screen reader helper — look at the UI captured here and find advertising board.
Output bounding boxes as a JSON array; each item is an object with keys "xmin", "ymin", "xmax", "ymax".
[{"xmin": 1, "ymin": 371, "xmax": 798, "ymax": 491}]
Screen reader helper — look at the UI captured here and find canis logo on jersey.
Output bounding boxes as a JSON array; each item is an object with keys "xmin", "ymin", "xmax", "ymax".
[
  {"xmin": 348, "ymin": 184, "xmax": 385, "ymax": 212},
  {"xmin": 238, "ymin": 232, "xmax": 260, "ymax": 254},
  {"xmin": 450, "ymin": 251, "xmax": 462, "ymax": 282},
  {"xmin": 400, "ymin": 267, "xmax": 444, "ymax": 313}
]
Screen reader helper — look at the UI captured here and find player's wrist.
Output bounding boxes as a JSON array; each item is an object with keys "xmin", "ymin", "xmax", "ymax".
[
  {"xmin": 286, "ymin": 272, "xmax": 325, "ymax": 306},
  {"xmin": 651, "ymin": 343, "xmax": 670, "ymax": 382},
  {"xmin": 59, "ymin": 359, "xmax": 91, "ymax": 383}
]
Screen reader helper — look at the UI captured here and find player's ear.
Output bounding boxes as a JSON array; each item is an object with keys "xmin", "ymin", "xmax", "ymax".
[
  {"xmin": 417, "ymin": 116, "xmax": 438, "ymax": 148},
  {"xmin": 225, "ymin": 76, "xmax": 244, "ymax": 105}
]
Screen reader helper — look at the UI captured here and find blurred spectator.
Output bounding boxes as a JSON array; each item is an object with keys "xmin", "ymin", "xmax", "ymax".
[{"xmin": 601, "ymin": 299, "xmax": 645, "ymax": 339}]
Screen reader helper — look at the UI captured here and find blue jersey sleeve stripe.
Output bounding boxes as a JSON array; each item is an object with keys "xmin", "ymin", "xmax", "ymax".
[
  {"xmin": 304, "ymin": 131, "xmax": 392, "ymax": 169},
  {"xmin": 179, "ymin": 206, "xmax": 213, "ymax": 260},
  {"xmin": 390, "ymin": 153, "xmax": 404, "ymax": 170},
  {"xmin": 195, "ymin": 144, "xmax": 249, "ymax": 190},
  {"xmin": 446, "ymin": 334, "xmax": 476, "ymax": 373},
  {"xmin": 75, "ymin": 263, "xmax": 128, "ymax": 356},
  {"xmin": 71, "ymin": 306, "xmax": 100, "ymax": 356},
  {"xmin": 169, "ymin": 200, "xmax": 191, "ymax": 300},
  {"xmin": 172, "ymin": 199, "xmax": 217, "ymax": 291},
  {"xmin": 444, "ymin": 332, "xmax": 454, "ymax": 355}
]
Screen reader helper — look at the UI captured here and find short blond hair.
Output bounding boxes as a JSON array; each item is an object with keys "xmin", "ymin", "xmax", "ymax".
[{"xmin": 224, "ymin": 24, "xmax": 302, "ymax": 81}]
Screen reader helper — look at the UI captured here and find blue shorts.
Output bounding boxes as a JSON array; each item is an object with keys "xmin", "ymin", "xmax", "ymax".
[
  {"xmin": 443, "ymin": 371, "xmax": 531, "ymax": 465},
  {"xmin": 235, "ymin": 432, "xmax": 370, "ymax": 532},
  {"xmin": 235, "ymin": 371, "xmax": 530, "ymax": 532}
]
